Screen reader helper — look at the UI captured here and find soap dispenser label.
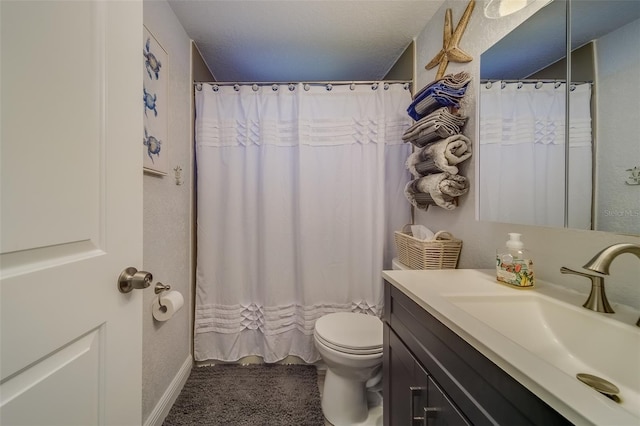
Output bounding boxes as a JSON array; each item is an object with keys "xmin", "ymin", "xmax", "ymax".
[{"xmin": 496, "ymin": 256, "xmax": 534, "ymax": 288}]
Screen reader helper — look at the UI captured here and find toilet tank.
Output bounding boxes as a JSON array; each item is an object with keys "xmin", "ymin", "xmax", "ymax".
[{"xmin": 391, "ymin": 258, "xmax": 412, "ymax": 270}]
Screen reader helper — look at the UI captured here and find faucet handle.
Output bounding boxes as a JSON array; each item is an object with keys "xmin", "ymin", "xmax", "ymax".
[{"xmin": 560, "ymin": 267, "xmax": 615, "ymax": 313}]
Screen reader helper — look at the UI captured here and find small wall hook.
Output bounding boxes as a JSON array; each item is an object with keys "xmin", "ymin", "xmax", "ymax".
[
  {"xmin": 174, "ymin": 166, "xmax": 183, "ymax": 185},
  {"xmin": 626, "ymin": 166, "xmax": 640, "ymax": 185}
]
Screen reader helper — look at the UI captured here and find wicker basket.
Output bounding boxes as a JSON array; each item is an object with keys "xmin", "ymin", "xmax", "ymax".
[{"xmin": 394, "ymin": 226, "xmax": 462, "ymax": 270}]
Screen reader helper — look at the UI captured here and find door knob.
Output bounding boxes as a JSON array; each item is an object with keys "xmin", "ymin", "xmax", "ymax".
[{"xmin": 118, "ymin": 267, "xmax": 153, "ymax": 293}]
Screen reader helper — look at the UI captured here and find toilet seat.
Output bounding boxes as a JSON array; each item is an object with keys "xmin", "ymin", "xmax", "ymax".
[
  {"xmin": 315, "ymin": 333, "xmax": 382, "ymax": 356},
  {"xmin": 314, "ymin": 312, "xmax": 382, "ymax": 355}
]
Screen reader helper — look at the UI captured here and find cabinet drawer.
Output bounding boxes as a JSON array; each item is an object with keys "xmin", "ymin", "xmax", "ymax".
[{"xmin": 385, "ymin": 281, "xmax": 570, "ymax": 425}]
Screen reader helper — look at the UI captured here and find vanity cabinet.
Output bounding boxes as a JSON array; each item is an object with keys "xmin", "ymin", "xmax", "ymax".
[{"xmin": 383, "ymin": 281, "xmax": 571, "ymax": 426}]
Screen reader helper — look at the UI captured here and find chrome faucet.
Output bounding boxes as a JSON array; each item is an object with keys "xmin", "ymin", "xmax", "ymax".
[
  {"xmin": 560, "ymin": 266, "xmax": 614, "ymax": 314},
  {"xmin": 562, "ymin": 243, "xmax": 640, "ymax": 326},
  {"xmin": 582, "ymin": 243, "xmax": 640, "ymax": 275}
]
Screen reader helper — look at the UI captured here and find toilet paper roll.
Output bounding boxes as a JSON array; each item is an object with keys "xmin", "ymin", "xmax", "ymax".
[{"xmin": 152, "ymin": 291, "xmax": 184, "ymax": 321}]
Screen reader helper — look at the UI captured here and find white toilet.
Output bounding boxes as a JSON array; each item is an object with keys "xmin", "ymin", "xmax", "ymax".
[
  {"xmin": 314, "ymin": 260, "xmax": 410, "ymax": 425},
  {"xmin": 314, "ymin": 312, "xmax": 383, "ymax": 425}
]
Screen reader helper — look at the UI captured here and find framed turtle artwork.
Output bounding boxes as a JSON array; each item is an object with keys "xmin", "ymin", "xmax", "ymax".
[{"xmin": 142, "ymin": 25, "xmax": 168, "ymax": 175}]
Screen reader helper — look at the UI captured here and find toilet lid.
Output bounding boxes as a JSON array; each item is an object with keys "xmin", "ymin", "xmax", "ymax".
[{"xmin": 315, "ymin": 313, "xmax": 383, "ymax": 352}]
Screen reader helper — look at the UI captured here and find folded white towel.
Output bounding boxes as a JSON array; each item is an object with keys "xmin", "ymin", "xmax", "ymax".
[
  {"xmin": 402, "ymin": 107, "xmax": 468, "ymax": 147},
  {"xmin": 406, "ymin": 134, "xmax": 473, "ymax": 177}
]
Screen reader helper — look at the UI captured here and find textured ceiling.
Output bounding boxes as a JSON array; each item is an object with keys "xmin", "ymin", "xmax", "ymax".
[{"xmin": 167, "ymin": 0, "xmax": 446, "ymax": 82}]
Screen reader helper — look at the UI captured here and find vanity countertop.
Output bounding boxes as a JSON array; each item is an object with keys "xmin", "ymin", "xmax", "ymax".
[{"xmin": 382, "ymin": 268, "xmax": 640, "ymax": 426}]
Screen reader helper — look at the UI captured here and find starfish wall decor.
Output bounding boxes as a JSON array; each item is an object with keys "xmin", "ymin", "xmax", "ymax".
[{"xmin": 425, "ymin": 0, "xmax": 476, "ymax": 79}]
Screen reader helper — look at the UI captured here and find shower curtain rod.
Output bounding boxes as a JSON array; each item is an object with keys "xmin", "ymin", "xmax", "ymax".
[
  {"xmin": 194, "ymin": 80, "xmax": 412, "ymax": 86},
  {"xmin": 480, "ymin": 79, "xmax": 593, "ymax": 85}
]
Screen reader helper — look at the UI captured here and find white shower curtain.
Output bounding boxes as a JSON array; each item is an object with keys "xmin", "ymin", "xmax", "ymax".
[
  {"xmin": 479, "ymin": 81, "xmax": 592, "ymax": 228},
  {"xmin": 194, "ymin": 82, "xmax": 412, "ymax": 363}
]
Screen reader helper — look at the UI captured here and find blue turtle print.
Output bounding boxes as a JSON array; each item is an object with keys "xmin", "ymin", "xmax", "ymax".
[
  {"xmin": 143, "ymin": 86, "xmax": 158, "ymax": 117},
  {"xmin": 144, "ymin": 38, "xmax": 162, "ymax": 80},
  {"xmin": 143, "ymin": 127, "xmax": 161, "ymax": 163}
]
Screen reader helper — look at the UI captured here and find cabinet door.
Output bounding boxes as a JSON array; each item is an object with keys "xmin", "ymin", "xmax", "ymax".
[
  {"xmin": 411, "ymin": 366, "xmax": 430, "ymax": 426},
  {"xmin": 386, "ymin": 324, "xmax": 470, "ymax": 426},
  {"xmin": 386, "ymin": 326, "xmax": 430, "ymax": 426},
  {"xmin": 426, "ymin": 375, "xmax": 470, "ymax": 426}
]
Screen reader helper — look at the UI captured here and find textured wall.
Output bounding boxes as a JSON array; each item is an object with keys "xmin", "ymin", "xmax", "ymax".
[
  {"xmin": 142, "ymin": 1, "xmax": 193, "ymax": 422},
  {"xmin": 413, "ymin": 0, "xmax": 640, "ymax": 309},
  {"xmin": 192, "ymin": 42, "xmax": 215, "ymax": 83},
  {"xmin": 384, "ymin": 41, "xmax": 414, "ymax": 81},
  {"xmin": 594, "ymin": 19, "xmax": 640, "ymax": 235}
]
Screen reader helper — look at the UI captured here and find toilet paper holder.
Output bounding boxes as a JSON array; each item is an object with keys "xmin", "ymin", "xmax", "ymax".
[{"xmin": 155, "ymin": 283, "xmax": 171, "ymax": 308}]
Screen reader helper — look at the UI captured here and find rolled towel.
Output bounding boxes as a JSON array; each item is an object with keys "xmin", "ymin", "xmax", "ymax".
[
  {"xmin": 404, "ymin": 173, "xmax": 469, "ymax": 210},
  {"xmin": 439, "ymin": 174, "xmax": 469, "ymax": 197},
  {"xmin": 406, "ymin": 134, "xmax": 473, "ymax": 177}
]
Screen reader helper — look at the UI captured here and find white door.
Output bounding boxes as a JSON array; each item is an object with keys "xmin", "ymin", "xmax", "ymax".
[{"xmin": 1, "ymin": 1, "xmax": 143, "ymax": 425}]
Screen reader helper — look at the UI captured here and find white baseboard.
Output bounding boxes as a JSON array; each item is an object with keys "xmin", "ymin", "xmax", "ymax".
[{"xmin": 143, "ymin": 355, "xmax": 193, "ymax": 426}]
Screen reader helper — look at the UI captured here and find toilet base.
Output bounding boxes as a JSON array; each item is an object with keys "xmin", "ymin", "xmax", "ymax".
[{"xmin": 321, "ymin": 368, "xmax": 368, "ymax": 426}]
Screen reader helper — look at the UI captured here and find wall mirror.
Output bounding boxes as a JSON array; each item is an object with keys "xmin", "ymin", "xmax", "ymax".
[{"xmin": 478, "ymin": 0, "xmax": 640, "ymax": 236}]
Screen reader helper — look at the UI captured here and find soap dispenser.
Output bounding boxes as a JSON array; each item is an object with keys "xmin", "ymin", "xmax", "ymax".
[{"xmin": 496, "ymin": 233, "xmax": 534, "ymax": 288}]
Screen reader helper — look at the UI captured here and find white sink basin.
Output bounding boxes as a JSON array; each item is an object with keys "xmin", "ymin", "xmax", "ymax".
[{"xmin": 446, "ymin": 291, "xmax": 640, "ymax": 418}]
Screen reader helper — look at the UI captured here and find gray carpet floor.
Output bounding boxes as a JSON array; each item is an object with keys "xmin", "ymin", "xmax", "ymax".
[{"xmin": 163, "ymin": 364, "xmax": 326, "ymax": 426}]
